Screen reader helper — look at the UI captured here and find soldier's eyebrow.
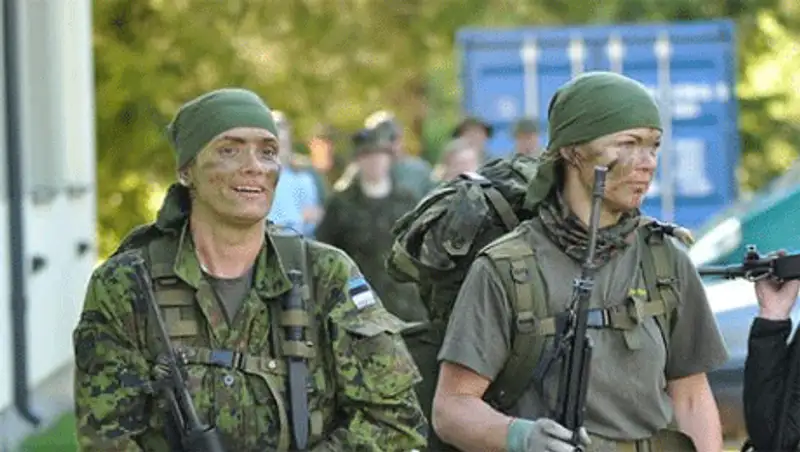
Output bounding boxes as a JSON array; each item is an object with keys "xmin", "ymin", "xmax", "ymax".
[
  {"xmin": 617, "ymin": 133, "xmax": 643, "ymax": 142},
  {"xmin": 218, "ymin": 135, "xmax": 277, "ymax": 146},
  {"xmin": 615, "ymin": 132, "xmax": 660, "ymax": 144}
]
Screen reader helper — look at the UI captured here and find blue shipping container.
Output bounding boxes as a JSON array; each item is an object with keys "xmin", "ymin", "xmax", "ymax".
[{"xmin": 457, "ymin": 19, "xmax": 740, "ymax": 230}]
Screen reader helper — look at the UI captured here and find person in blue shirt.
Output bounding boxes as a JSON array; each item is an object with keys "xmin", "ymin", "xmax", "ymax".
[{"xmin": 267, "ymin": 110, "xmax": 323, "ymax": 236}]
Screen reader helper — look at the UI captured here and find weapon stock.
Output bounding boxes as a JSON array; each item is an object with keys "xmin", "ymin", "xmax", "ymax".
[
  {"xmin": 698, "ymin": 245, "xmax": 800, "ymax": 282},
  {"xmin": 130, "ymin": 256, "xmax": 226, "ymax": 452},
  {"xmin": 553, "ymin": 166, "xmax": 607, "ymax": 450}
]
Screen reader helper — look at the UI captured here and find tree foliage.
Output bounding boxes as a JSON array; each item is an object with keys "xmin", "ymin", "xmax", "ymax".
[{"xmin": 93, "ymin": 0, "xmax": 800, "ymax": 258}]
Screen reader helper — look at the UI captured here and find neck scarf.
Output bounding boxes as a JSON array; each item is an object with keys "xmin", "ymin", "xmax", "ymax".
[{"xmin": 538, "ymin": 191, "xmax": 640, "ymax": 266}]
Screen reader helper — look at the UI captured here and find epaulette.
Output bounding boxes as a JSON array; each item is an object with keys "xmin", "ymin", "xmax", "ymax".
[
  {"xmin": 640, "ymin": 217, "xmax": 695, "ymax": 247},
  {"xmin": 111, "ymin": 223, "xmax": 160, "ymax": 257}
]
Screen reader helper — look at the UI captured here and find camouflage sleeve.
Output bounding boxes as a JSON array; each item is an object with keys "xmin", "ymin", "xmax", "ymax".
[
  {"xmin": 312, "ymin": 251, "xmax": 427, "ymax": 451},
  {"xmin": 73, "ymin": 262, "xmax": 152, "ymax": 451}
]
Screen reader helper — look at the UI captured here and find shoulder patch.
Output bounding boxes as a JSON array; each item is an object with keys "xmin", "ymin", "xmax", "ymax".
[{"xmin": 348, "ymin": 276, "xmax": 376, "ymax": 309}]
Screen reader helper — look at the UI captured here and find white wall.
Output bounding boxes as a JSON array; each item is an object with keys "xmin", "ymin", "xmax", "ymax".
[{"xmin": 0, "ymin": 0, "xmax": 98, "ymax": 405}]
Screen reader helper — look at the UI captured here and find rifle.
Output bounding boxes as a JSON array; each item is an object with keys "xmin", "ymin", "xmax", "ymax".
[
  {"xmin": 552, "ymin": 165, "xmax": 608, "ymax": 450},
  {"xmin": 697, "ymin": 245, "xmax": 800, "ymax": 281},
  {"xmin": 129, "ymin": 255, "xmax": 226, "ymax": 452}
]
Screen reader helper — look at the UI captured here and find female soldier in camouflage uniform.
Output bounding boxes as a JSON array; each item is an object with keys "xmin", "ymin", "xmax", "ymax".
[
  {"xmin": 431, "ymin": 72, "xmax": 729, "ymax": 452},
  {"xmin": 72, "ymin": 89, "xmax": 426, "ymax": 451}
]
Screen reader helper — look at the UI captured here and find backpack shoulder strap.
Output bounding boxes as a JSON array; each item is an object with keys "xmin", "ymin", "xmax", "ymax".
[
  {"xmin": 143, "ymin": 231, "xmax": 199, "ymax": 348},
  {"xmin": 479, "ymin": 228, "xmax": 548, "ymax": 410},
  {"xmin": 265, "ymin": 231, "xmax": 314, "ymax": 349},
  {"xmin": 637, "ymin": 221, "xmax": 682, "ymax": 350},
  {"xmin": 267, "ymin": 232, "xmax": 328, "ymax": 440},
  {"xmin": 269, "ymin": 231, "xmax": 308, "ymax": 273},
  {"xmin": 459, "ymin": 171, "xmax": 520, "ymax": 231}
]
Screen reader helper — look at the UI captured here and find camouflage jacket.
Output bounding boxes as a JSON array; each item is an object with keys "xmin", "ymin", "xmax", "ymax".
[
  {"xmin": 72, "ymin": 222, "xmax": 427, "ymax": 451},
  {"xmin": 315, "ymin": 183, "xmax": 427, "ymax": 323}
]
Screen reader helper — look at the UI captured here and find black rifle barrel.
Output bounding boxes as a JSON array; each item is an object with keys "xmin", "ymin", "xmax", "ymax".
[
  {"xmin": 698, "ymin": 252, "xmax": 800, "ymax": 282},
  {"xmin": 555, "ymin": 165, "xmax": 607, "ymax": 450}
]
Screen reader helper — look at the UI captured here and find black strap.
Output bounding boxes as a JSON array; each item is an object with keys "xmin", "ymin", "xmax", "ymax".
[
  {"xmin": 483, "ymin": 186, "xmax": 520, "ymax": 231},
  {"xmin": 457, "ymin": 172, "xmax": 520, "ymax": 232}
]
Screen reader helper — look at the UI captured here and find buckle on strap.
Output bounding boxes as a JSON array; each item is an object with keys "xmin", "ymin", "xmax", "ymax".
[
  {"xmin": 208, "ymin": 349, "xmax": 242, "ymax": 369},
  {"xmin": 586, "ymin": 308, "xmax": 609, "ymax": 328},
  {"xmin": 515, "ymin": 311, "xmax": 536, "ymax": 334},
  {"xmin": 656, "ymin": 277, "xmax": 678, "ymax": 287}
]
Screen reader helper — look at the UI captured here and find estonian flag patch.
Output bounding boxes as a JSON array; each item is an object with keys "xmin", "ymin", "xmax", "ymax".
[{"xmin": 347, "ymin": 276, "xmax": 376, "ymax": 310}]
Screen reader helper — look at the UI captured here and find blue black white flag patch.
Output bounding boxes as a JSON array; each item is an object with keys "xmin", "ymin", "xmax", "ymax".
[{"xmin": 347, "ymin": 276, "xmax": 376, "ymax": 310}]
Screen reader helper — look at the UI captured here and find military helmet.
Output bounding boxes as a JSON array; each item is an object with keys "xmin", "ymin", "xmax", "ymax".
[
  {"xmin": 352, "ymin": 128, "xmax": 392, "ymax": 157},
  {"xmin": 364, "ymin": 109, "xmax": 401, "ymax": 141}
]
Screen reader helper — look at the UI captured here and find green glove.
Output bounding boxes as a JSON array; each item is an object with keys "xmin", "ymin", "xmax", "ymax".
[{"xmin": 506, "ymin": 418, "xmax": 591, "ymax": 452}]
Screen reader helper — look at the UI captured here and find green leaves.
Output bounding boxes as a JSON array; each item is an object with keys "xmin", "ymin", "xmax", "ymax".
[{"xmin": 93, "ymin": 0, "xmax": 800, "ymax": 257}]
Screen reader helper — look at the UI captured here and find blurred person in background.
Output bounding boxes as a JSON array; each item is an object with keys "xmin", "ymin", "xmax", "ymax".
[
  {"xmin": 512, "ymin": 117, "xmax": 543, "ymax": 158},
  {"xmin": 334, "ymin": 110, "xmax": 435, "ymax": 202},
  {"xmin": 267, "ymin": 110, "xmax": 324, "ymax": 236},
  {"xmin": 435, "ymin": 137, "xmax": 482, "ymax": 182},
  {"xmin": 451, "ymin": 116, "xmax": 493, "ymax": 162},
  {"xmin": 316, "ymin": 128, "xmax": 427, "ymax": 325},
  {"xmin": 292, "ymin": 140, "xmax": 329, "ymax": 205},
  {"xmin": 307, "ymin": 122, "xmax": 340, "ymax": 190}
]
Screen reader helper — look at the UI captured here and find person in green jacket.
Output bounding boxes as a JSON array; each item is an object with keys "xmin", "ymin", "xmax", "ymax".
[
  {"xmin": 316, "ymin": 128, "xmax": 426, "ymax": 325},
  {"xmin": 433, "ymin": 72, "xmax": 728, "ymax": 452},
  {"xmin": 72, "ymin": 88, "xmax": 427, "ymax": 452}
]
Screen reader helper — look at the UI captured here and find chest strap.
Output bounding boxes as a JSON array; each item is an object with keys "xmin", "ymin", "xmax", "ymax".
[
  {"xmin": 176, "ymin": 345, "xmax": 324, "ymax": 448},
  {"xmin": 180, "ymin": 346, "xmax": 287, "ymax": 374},
  {"xmin": 530, "ymin": 296, "xmax": 671, "ymax": 336}
]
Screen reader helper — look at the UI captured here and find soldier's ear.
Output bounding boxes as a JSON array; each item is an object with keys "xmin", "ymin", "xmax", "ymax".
[
  {"xmin": 178, "ymin": 168, "xmax": 192, "ymax": 187},
  {"xmin": 559, "ymin": 146, "xmax": 579, "ymax": 166}
]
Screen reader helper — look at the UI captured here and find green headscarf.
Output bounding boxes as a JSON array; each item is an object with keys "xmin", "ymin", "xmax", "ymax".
[
  {"xmin": 156, "ymin": 88, "xmax": 279, "ymax": 229},
  {"xmin": 525, "ymin": 71, "xmax": 662, "ymax": 209},
  {"xmin": 167, "ymin": 88, "xmax": 278, "ymax": 169}
]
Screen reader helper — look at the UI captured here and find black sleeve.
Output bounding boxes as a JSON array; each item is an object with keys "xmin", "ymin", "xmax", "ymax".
[
  {"xmin": 315, "ymin": 197, "xmax": 341, "ymax": 247},
  {"xmin": 743, "ymin": 317, "xmax": 800, "ymax": 449}
]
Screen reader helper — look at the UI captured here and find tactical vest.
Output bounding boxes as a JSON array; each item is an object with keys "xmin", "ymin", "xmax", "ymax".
[
  {"xmin": 480, "ymin": 220, "xmax": 682, "ymax": 411},
  {"xmin": 141, "ymin": 230, "xmax": 328, "ymax": 451}
]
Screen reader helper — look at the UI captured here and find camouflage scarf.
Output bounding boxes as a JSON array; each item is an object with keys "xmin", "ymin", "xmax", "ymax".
[{"xmin": 538, "ymin": 191, "xmax": 640, "ymax": 266}]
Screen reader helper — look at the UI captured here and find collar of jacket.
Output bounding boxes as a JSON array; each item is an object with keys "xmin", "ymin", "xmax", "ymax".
[{"xmin": 169, "ymin": 220, "xmax": 293, "ymax": 299}]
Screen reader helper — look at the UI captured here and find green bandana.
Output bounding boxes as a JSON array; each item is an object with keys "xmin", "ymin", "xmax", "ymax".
[
  {"xmin": 166, "ymin": 88, "xmax": 278, "ymax": 169},
  {"xmin": 525, "ymin": 71, "xmax": 662, "ymax": 209}
]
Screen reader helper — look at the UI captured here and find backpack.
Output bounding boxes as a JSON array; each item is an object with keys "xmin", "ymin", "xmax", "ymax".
[
  {"xmin": 386, "ymin": 154, "xmax": 688, "ymax": 442},
  {"xmin": 387, "ymin": 154, "xmax": 540, "ymax": 327}
]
